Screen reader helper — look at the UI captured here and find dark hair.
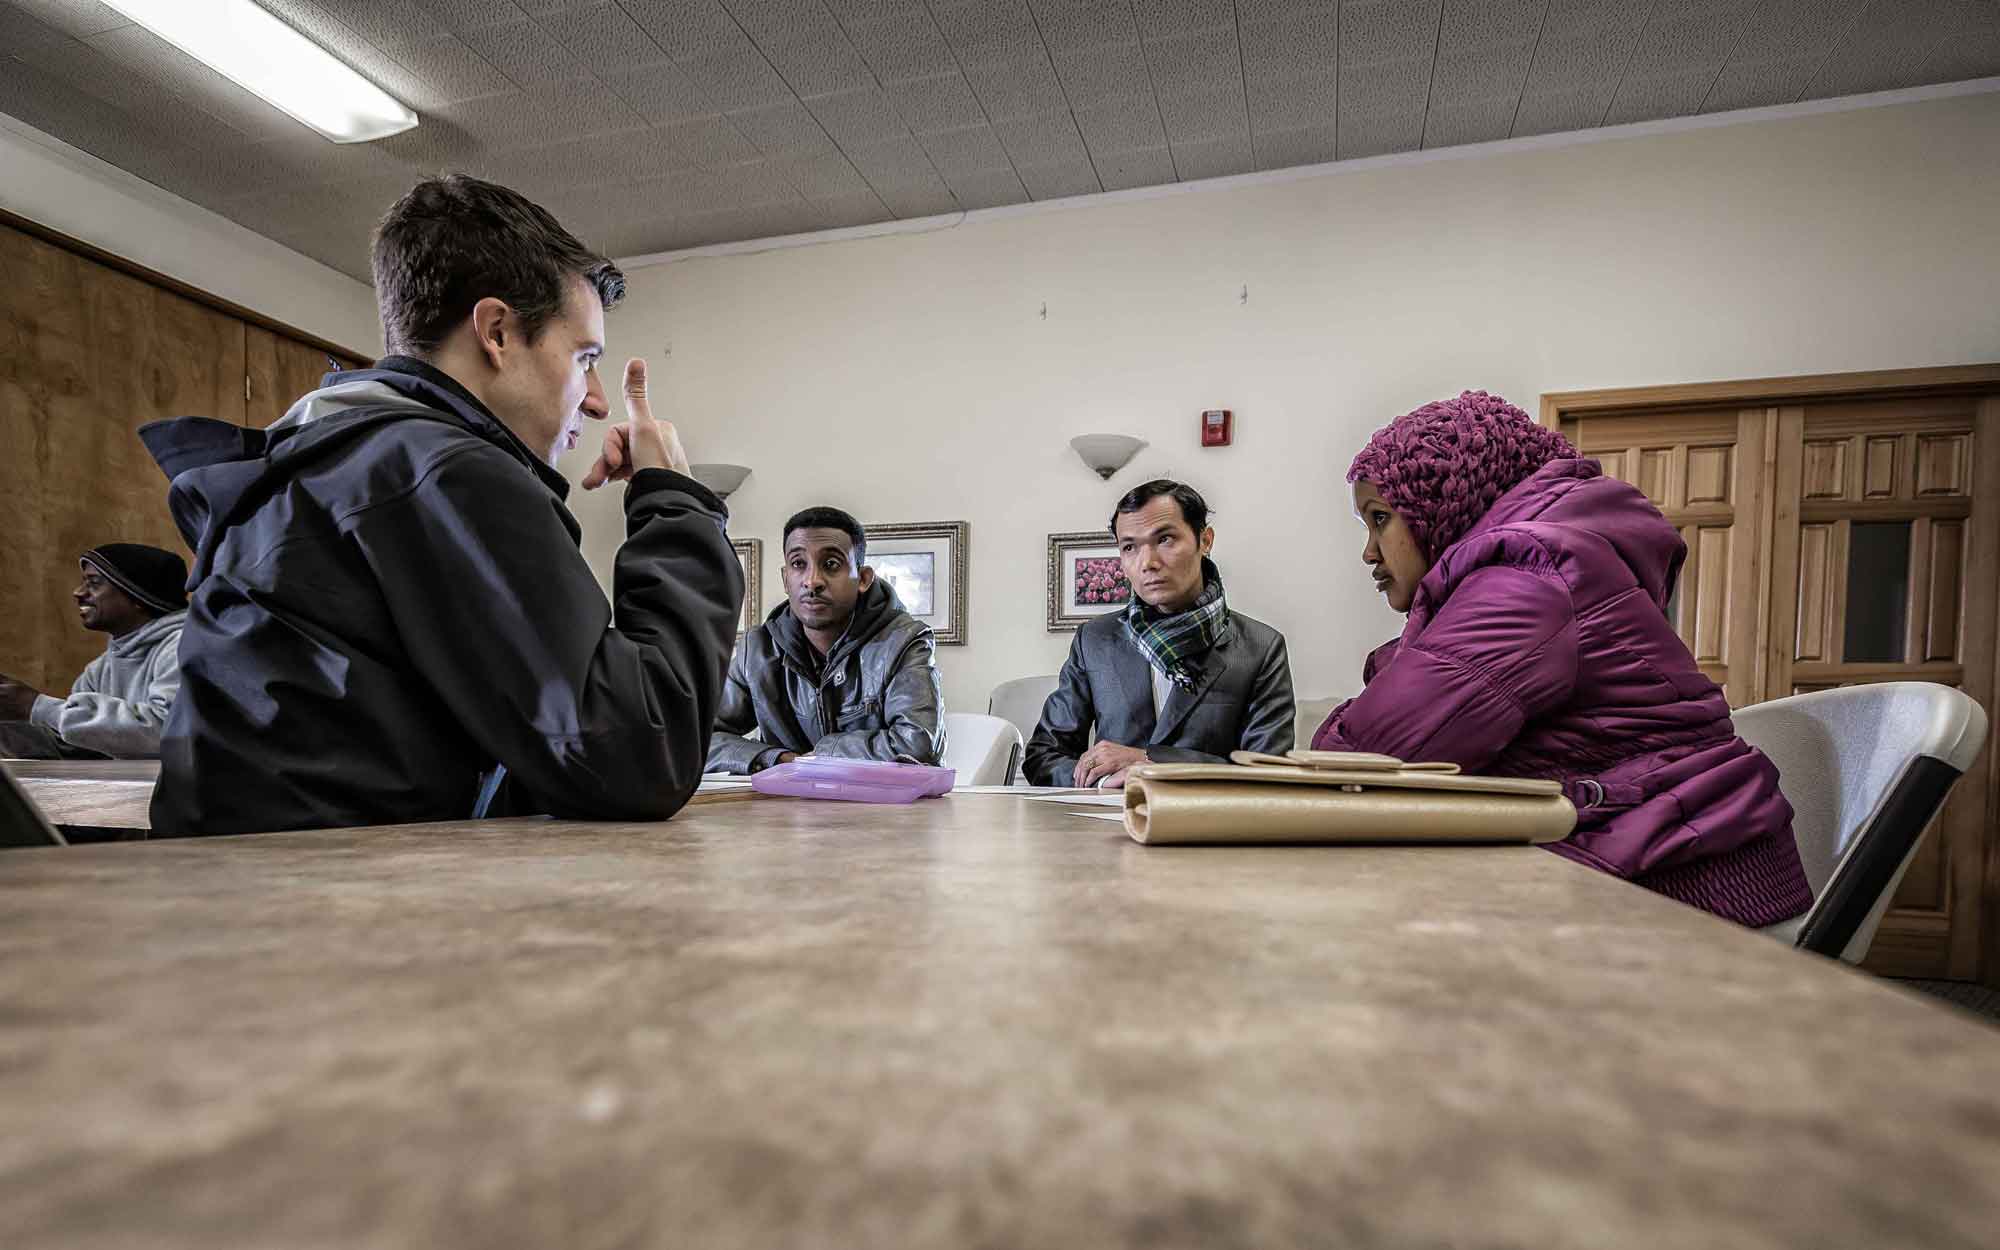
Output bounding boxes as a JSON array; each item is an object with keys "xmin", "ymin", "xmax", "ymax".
[
  {"xmin": 371, "ymin": 174, "xmax": 626, "ymax": 356},
  {"xmin": 1109, "ymin": 479, "xmax": 1210, "ymax": 537},
  {"xmin": 784, "ymin": 507, "xmax": 867, "ymax": 565}
]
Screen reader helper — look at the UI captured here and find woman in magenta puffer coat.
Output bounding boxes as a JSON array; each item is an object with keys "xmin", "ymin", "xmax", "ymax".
[{"xmin": 1315, "ymin": 391, "xmax": 1811, "ymax": 927}]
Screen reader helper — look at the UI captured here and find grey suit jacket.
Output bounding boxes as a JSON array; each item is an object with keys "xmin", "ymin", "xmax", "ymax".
[{"xmin": 1023, "ymin": 609, "xmax": 1295, "ymax": 787}]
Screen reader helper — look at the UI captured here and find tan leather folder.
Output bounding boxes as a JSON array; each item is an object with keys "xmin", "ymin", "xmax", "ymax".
[{"xmin": 1121, "ymin": 750, "xmax": 1577, "ymax": 846}]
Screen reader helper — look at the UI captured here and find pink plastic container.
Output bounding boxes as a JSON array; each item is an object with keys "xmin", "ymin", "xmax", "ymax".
[{"xmin": 750, "ymin": 759, "xmax": 957, "ymax": 804}]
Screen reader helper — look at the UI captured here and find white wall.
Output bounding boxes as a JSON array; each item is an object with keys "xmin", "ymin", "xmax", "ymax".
[
  {"xmin": 563, "ymin": 90, "xmax": 2000, "ymax": 719},
  {"xmin": 0, "ymin": 112, "xmax": 380, "ymax": 354}
]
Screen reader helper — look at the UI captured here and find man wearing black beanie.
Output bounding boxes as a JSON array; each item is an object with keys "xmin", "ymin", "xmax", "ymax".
[{"xmin": 0, "ymin": 544, "xmax": 188, "ymax": 759}]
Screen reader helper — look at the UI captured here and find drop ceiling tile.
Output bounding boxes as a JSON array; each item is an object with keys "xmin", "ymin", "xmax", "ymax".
[
  {"xmin": 651, "ymin": 114, "xmax": 764, "ymax": 167},
  {"xmin": 677, "ymin": 44, "xmax": 799, "ymax": 111},
  {"xmin": 409, "ymin": 0, "xmax": 532, "ymax": 30},
  {"xmin": 826, "ymin": 0, "xmax": 931, "ymax": 23},
  {"xmin": 459, "ymin": 18, "xmax": 594, "ymax": 86},
  {"xmin": 844, "ymin": 14, "xmax": 961, "ymax": 83},
  {"xmin": 844, "ymin": 133, "xmax": 939, "ymax": 182},
  {"xmin": 7, "ymin": 0, "xmax": 123, "ymax": 39},
  {"xmin": 1032, "ymin": 0, "xmax": 1139, "ymax": 51},
  {"xmin": 469, "ymin": 132, "xmax": 640, "ymax": 198},
  {"xmin": 759, "ymin": 35, "xmax": 879, "ymax": 99},
  {"xmin": 428, "ymin": 78, "xmax": 647, "ymax": 149},
  {"xmin": 1340, "ymin": 0, "xmax": 1443, "ymax": 65},
  {"xmin": 1605, "ymin": 69, "xmax": 1724, "ymax": 122},
  {"xmin": 1511, "ymin": 82, "xmax": 1616, "ymax": 135},
  {"xmin": 1157, "ymin": 85, "xmax": 1250, "ymax": 144},
  {"xmin": 772, "ymin": 150, "xmax": 873, "ymax": 196},
  {"xmin": 1015, "ymin": 159, "xmax": 1101, "ymax": 198},
  {"xmin": 806, "ymin": 87, "xmax": 913, "ymax": 146},
  {"xmin": 1247, "ymin": 68, "xmax": 1340, "ymax": 128},
  {"xmin": 621, "ymin": 0, "xmax": 748, "ymax": 59},
  {"xmin": 10, "ymin": 35, "xmax": 179, "ymax": 115},
  {"xmin": 1925, "ymin": 14, "xmax": 2000, "ymax": 82},
  {"xmin": 1252, "ymin": 123, "xmax": 1338, "ymax": 167},
  {"xmin": 386, "ymin": 35, "xmax": 516, "ymax": 103},
  {"xmin": 1437, "ymin": 0, "xmax": 1545, "ymax": 48},
  {"xmin": 1172, "ymin": 132, "xmax": 1256, "ymax": 180},
  {"xmin": 1521, "ymin": 27, "xmax": 1643, "ymax": 93},
  {"xmin": 884, "ymin": 73, "xmax": 991, "ymax": 133},
  {"xmin": 961, "ymin": 52, "xmax": 1070, "ymax": 121},
  {"xmin": 313, "ymin": 0, "xmax": 448, "ymax": 53},
  {"xmin": 1130, "ymin": 0, "xmax": 1237, "ymax": 39},
  {"xmin": 724, "ymin": 0, "xmax": 846, "ymax": 45},
  {"xmin": 943, "ymin": 166, "xmax": 1030, "ymax": 207},
  {"xmin": 537, "ymin": 1, "xmax": 671, "ymax": 73},
  {"xmin": 1339, "ymin": 55, "xmax": 1432, "ymax": 114},
  {"xmin": 990, "ymin": 109, "xmax": 1091, "ymax": 165},
  {"xmin": 804, "ymin": 188, "xmax": 891, "ymax": 228},
  {"xmin": 601, "ymin": 62, "xmax": 715, "ymax": 124},
  {"xmin": 875, "ymin": 177, "xmax": 959, "ymax": 218},
  {"xmin": 1239, "ymin": 10, "xmax": 1341, "ymax": 82},
  {"xmin": 1338, "ymin": 106, "xmax": 1424, "ymax": 158},
  {"xmin": 1699, "ymin": 56, "xmax": 1822, "ymax": 113},
  {"xmin": 678, "ymin": 160, "xmax": 801, "ymax": 212},
  {"xmin": 729, "ymin": 100, "xmax": 839, "ymax": 157},
  {"xmin": 1429, "ymin": 40, "xmax": 1539, "ymax": 101},
  {"xmin": 915, "ymin": 123, "xmax": 1012, "ymax": 176},
  {"xmin": 373, "ymin": 116, "xmax": 488, "ymax": 165},
  {"xmin": 1094, "ymin": 145, "xmax": 1176, "ymax": 190},
  {"xmin": 1142, "ymin": 28, "xmax": 1243, "ymax": 87},
  {"xmin": 931, "ymin": 0, "xmax": 1045, "ymax": 64},
  {"xmin": 1421, "ymin": 95, "xmax": 1518, "ymax": 146},
  {"xmin": 1538, "ymin": 0, "xmax": 1650, "ymax": 42},
  {"xmin": 1072, "ymin": 93, "xmax": 1168, "ymax": 151},
  {"xmin": 1620, "ymin": 7, "xmax": 1752, "ymax": 79},
  {"xmin": 1051, "ymin": 41, "xmax": 1154, "ymax": 106}
]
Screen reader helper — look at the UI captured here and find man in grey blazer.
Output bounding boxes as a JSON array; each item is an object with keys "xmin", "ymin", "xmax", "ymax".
[{"xmin": 1024, "ymin": 481, "xmax": 1295, "ymax": 788}]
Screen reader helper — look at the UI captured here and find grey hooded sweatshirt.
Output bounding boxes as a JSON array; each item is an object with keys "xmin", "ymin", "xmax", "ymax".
[{"xmin": 31, "ymin": 610, "xmax": 186, "ymax": 758}]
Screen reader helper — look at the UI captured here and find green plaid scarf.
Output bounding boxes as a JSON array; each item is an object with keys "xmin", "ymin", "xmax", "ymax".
[{"xmin": 1123, "ymin": 558, "xmax": 1230, "ymax": 691}]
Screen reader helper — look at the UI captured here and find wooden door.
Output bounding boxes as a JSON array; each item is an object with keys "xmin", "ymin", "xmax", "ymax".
[
  {"xmin": 1765, "ymin": 397, "xmax": 1998, "ymax": 979},
  {"xmin": 1559, "ymin": 408, "xmax": 1771, "ymax": 708},
  {"xmin": 0, "ymin": 225, "xmax": 245, "ymax": 693},
  {"xmin": 247, "ymin": 325, "xmax": 345, "ymax": 428}
]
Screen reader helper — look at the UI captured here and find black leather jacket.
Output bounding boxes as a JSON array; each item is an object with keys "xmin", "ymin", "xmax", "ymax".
[{"xmin": 706, "ymin": 581, "xmax": 946, "ymax": 773}]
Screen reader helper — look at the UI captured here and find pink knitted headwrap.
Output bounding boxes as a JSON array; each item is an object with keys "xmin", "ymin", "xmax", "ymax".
[{"xmin": 1347, "ymin": 391, "xmax": 1581, "ymax": 560}]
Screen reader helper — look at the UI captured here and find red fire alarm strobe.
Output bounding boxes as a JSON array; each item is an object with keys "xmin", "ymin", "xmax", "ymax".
[{"xmin": 1201, "ymin": 409, "xmax": 1232, "ymax": 447}]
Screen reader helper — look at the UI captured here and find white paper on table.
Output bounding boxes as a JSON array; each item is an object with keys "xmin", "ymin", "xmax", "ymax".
[
  {"xmin": 1070, "ymin": 811, "xmax": 1128, "ymax": 822},
  {"xmin": 1024, "ymin": 791, "xmax": 1125, "ymax": 807}
]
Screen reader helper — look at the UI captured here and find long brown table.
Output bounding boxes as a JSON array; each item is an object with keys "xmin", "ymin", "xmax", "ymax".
[
  {"xmin": 8, "ymin": 758, "xmax": 158, "ymax": 829},
  {"xmin": 4, "ymin": 793, "xmax": 1999, "ymax": 1248}
]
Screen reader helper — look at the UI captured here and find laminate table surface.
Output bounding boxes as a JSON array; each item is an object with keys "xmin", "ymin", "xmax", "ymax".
[
  {"xmin": 4, "ymin": 792, "xmax": 1998, "ymax": 1249},
  {"xmin": 7, "ymin": 758, "xmax": 158, "ymax": 829}
]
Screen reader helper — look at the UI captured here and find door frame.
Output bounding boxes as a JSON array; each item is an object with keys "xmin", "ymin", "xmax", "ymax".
[{"xmin": 1543, "ymin": 364, "xmax": 2000, "ymax": 985}]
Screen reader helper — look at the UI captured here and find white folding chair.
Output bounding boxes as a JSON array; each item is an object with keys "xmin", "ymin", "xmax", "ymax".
[
  {"xmin": 942, "ymin": 713, "xmax": 1026, "ymax": 787},
  {"xmin": 987, "ymin": 675, "xmax": 1060, "ymax": 745},
  {"xmin": 1734, "ymin": 682, "xmax": 1987, "ymax": 962}
]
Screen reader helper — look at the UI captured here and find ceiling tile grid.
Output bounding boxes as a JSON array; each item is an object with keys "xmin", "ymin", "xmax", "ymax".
[{"xmin": 1, "ymin": 0, "xmax": 1995, "ymax": 280}]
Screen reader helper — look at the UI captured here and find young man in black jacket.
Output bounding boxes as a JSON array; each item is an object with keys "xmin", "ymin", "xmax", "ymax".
[{"xmin": 140, "ymin": 175, "xmax": 742, "ymax": 835}]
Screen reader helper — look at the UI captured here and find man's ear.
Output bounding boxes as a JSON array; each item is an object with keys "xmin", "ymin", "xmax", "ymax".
[
  {"xmin": 857, "ymin": 565, "xmax": 877, "ymax": 590},
  {"xmin": 1199, "ymin": 526, "xmax": 1215, "ymax": 558},
  {"xmin": 469, "ymin": 296, "xmax": 512, "ymax": 370}
]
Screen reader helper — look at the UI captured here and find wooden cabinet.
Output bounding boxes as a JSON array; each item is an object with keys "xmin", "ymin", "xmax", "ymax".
[
  {"xmin": 1553, "ymin": 372, "xmax": 2000, "ymax": 983},
  {"xmin": 0, "ymin": 218, "xmax": 366, "ymax": 694}
]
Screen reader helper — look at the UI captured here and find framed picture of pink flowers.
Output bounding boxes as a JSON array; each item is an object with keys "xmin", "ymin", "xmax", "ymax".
[{"xmin": 1047, "ymin": 531, "xmax": 1131, "ymax": 631}]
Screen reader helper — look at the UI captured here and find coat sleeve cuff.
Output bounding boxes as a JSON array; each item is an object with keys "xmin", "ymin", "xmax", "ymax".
[
  {"xmin": 626, "ymin": 467, "xmax": 728, "ymax": 517},
  {"xmin": 29, "ymin": 694, "xmax": 63, "ymax": 729}
]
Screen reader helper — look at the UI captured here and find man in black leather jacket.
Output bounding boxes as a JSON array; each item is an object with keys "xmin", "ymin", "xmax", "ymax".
[{"xmin": 707, "ymin": 507, "xmax": 946, "ymax": 773}]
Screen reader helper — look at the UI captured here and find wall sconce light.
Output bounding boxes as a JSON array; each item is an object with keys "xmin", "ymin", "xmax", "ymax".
[
  {"xmin": 1069, "ymin": 434, "xmax": 1147, "ymax": 480},
  {"xmin": 690, "ymin": 463, "xmax": 752, "ymax": 499}
]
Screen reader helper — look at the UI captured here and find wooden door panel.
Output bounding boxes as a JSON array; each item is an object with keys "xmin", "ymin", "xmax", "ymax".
[
  {"xmin": 246, "ymin": 325, "xmax": 349, "ymax": 428},
  {"xmin": 1, "ymin": 225, "xmax": 246, "ymax": 692}
]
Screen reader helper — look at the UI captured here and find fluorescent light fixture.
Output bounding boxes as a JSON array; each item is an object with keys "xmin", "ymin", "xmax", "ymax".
[{"xmin": 101, "ymin": 0, "xmax": 418, "ymax": 144}]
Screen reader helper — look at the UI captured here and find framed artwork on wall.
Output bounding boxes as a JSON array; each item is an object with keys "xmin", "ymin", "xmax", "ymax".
[
  {"xmin": 730, "ymin": 537, "xmax": 761, "ymax": 637},
  {"xmin": 863, "ymin": 521, "xmax": 969, "ymax": 645},
  {"xmin": 1047, "ymin": 531, "xmax": 1130, "ymax": 631}
]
